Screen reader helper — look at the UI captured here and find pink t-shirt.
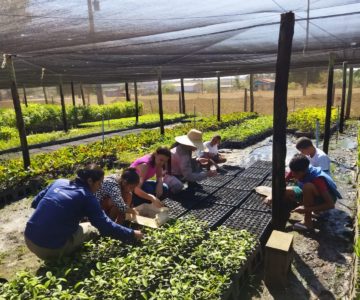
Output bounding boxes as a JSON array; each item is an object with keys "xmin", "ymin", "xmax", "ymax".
[{"xmin": 130, "ymin": 154, "xmax": 156, "ymax": 181}]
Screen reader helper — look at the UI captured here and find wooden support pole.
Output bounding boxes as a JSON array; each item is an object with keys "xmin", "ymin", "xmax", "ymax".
[
  {"xmin": 43, "ymin": 86, "xmax": 48, "ymax": 104},
  {"xmin": 323, "ymin": 54, "xmax": 335, "ymax": 154},
  {"xmin": 345, "ymin": 67, "xmax": 353, "ymax": 119},
  {"xmin": 5, "ymin": 55, "xmax": 30, "ymax": 169},
  {"xmin": 71, "ymin": 81, "xmax": 76, "ymax": 106},
  {"xmin": 22, "ymin": 86, "xmax": 28, "ymax": 107},
  {"xmin": 59, "ymin": 82, "xmax": 68, "ymax": 133},
  {"xmin": 217, "ymin": 72, "xmax": 221, "ymax": 122},
  {"xmin": 125, "ymin": 82, "xmax": 130, "ymax": 101},
  {"xmin": 272, "ymin": 12, "xmax": 295, "ymax": 231},
  {"xmin": 180, "ymin": 78, "xmax": 186, "ymax": 114},
  {"xmin": 158, "ymin": 72, "xmax": 165, "ymax": 135},
  {"xmin": 339, "ymin": 62, "xmax": 347, "ymax": 133},
  {"xmin": 80, "ymin": 83, "xmax": 86, "ymax": 106},
  {"xmin": 302, "ymin": 71, "xmax": 308, "ymax": 96},
  {"xmin": 178, "ymin": 92, "xmax": 182, "ymax": 113},
  {"xmin": 96, "ymin": 84, "xmax": 104, "ymax": 105},
  {"xmin": 134, "ymin": 81, "xmax": 139, "ymax": 125},
  {"xmin": 244, "ymin": 88, "xmax": 248, "ymax": 112},
  {"xmin": 250, "ymin": 74, "xmax": 254, "ymax": 112},
  {"xmin": 331, "ymin": 84, "xmax": 336, "ymax": 106}
]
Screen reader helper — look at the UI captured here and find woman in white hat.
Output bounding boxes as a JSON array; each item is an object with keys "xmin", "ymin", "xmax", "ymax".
[{"xmin": 169, "ymin": 129, "xmax": 217, "ymax": 186}]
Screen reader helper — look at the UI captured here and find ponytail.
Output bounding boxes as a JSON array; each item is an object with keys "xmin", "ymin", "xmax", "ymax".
[{"xmin": 74, "ymin": 164, "xmax": 104, "ymax": 186}]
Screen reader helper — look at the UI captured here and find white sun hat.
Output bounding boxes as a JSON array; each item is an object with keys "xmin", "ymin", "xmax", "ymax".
[{"xmin": 175, "ymin": 129, "xmax": 204, "ymax": 150}]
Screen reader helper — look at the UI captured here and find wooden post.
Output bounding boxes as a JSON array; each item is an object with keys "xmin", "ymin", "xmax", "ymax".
[
  {"xmin": 244, "ymin": 88, "xmax": 248, "ymax": 112},
  {"xmin": 80, "ymin": 83, "xmax": 86, "ymax": 106},
  {"xmin": 71, "ymin": 81, "xmax": 76, "ymax": 106},
  {"xmin": 158, "ymin": 72, "xmax": 165, "ymax": 135},
  {"xmin": 323, "ymin": 54, "xmax": 335, "ymax": 154},
  {"xmin": 134, "ymin": 81, "xmax": 139, "ymax": 125},
  {"xmin": 180, "ymin": 78, "xmax": 185, "ymax": 114},
  {"xmin": 96, "ymin": 84, "xmax": 104, "ymax": 105},
  {"xmin": 22, "ymin": 86, "xmax": 28, "ymax": 107},
  {"xmin": 5, "ymin": 55, "xmax": 30, "ymax": 169},
  {"xmin": 272, "ymin": 12, "xmax": 295, "ymax": 231},
  {"xmin": 345, "ymin": 67, "xmax": 353, "ymax": 119},
  {"xmin": 302, "ymin": 71, "xmax": 308, "ymax": 96},
  {"xmin": 125, "ymin": 82, "xmax": 130, "ymax": 101},
  {"xmin": 43, "ymin": 86, "xmax": 48, "ymax": 104},
  {"xmin": 250, "ymin": 74, "xmax": 254, "ymax": 112},
  {"xmin": 178, "ymin": 92, "xmax": 182, "ymax": 113},
  {"xmin": 331, "ymin": 83, "xmax": 335, "ymax": 106},
  {"xmin": 217, "ymin": 72, "xmax": 221, "ymax": 121},
  {"xmin": 59, "ymin": 82, "xmax": 68, "ymax": 132},
  {"xmin": 339, "ymin": 62, "xmax": 347, "ymax": 133}
]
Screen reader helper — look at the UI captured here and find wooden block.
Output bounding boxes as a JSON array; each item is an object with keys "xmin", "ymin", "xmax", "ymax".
[{"xmin": 264, "ymin": 230, "xmax": 294, "ymax": 288}]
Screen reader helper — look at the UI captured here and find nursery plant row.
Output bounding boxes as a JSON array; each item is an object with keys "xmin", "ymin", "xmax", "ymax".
[
  {"xmin": 0, "ymin": 102, "xmax": 143, "ymax": 133},
  {"xmin": 0, "ymin": 218, "xmax": 257, "ymax": 299}
]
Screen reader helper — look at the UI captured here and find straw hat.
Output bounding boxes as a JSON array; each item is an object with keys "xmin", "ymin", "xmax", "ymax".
[{"xmin": 175, "ymin": 129, "xmax": 204, "ymax": 150}]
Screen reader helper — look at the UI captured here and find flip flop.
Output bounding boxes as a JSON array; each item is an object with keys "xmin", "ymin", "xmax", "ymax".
[{"xmin": 293, "ymin": 222, "xmax": 313, "ymax": 232}]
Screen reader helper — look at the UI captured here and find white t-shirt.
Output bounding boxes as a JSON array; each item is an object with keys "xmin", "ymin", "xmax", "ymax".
[
  {"xmin": 309, "ymin": 147, "xmax": 331, "ymax": 173},
  {"xmin": 204, "ymin": 141, "xmax": 218, "ymax": 155}
]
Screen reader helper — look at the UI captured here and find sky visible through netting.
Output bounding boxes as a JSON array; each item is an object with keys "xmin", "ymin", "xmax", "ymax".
[{"xmin": 0, "ymin": 0, "xmax": 359, "ymax": 88}]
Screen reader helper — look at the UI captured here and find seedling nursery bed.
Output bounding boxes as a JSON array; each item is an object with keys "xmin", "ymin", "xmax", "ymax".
[
  {"xmin": 207, "ymin": 188, "xmax": 251, "ymax": 207},
  {"xmin": 240, "ymin": 192, "xmax": 272, "ymax": 213}
]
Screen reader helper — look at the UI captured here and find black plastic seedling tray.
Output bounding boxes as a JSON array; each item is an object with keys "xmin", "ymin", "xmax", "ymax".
[
  {"xmin": 217, "ymin": 165, "xmax": 245, "ymax": 176},
  {"xmin": 207, "ymin": 188, "xmax": 251, "ymax": 207},
  {"xmin": 162, "ymin": 198, "xmax": 189, "ymax": 219},
  {"xmin": 170, "ymin": 186, "xmax": 217, "ymax": 209},
  {"xmin": 199, "ymin": 175, "xmax": 234, "ymax": 188},
  {"xmin": 223, "ymin": 208, "xmax": 272, "ymax": 242},
  {"xmin": 224, "ymin": 177, "xmax": 263, "ymax": 191},
  {"xmin": 240, "ymin": 192, "xmax": 272, "ymax": 213},
  {"xmin": 260, "ymin": 179, "xmax": 272, "ymax": 187},
  {"xmin": 181, "ymin": 201, "xmax": 235, "ymax": 228},
  {"xmin": 237, "ymin": 167, "xmax": 270, "ymax": 180},
  {"xmin": 248, "ymin": 160, "xmax": 272, "ymax": 171}
]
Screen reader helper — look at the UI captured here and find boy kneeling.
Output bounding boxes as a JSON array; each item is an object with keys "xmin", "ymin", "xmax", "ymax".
[{"xmin": 286, "ymin": 154, "xmax": 341, "ymax": 231}]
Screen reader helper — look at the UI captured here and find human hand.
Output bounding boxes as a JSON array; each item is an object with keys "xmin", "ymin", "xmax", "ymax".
[
  {"xmin": 207, "ymin": 170, "xmax": 217, "ymax": 177},
  {"xmin": 152, "ymin": 197, "xmax": 164, "ymax": 208},
  {"xmin": 263, "ymin": 196, "xmax": 272, "ymax": 206},
  {"xmin": 197, "ymin": 157, "xmax": 209, "ymax": 165},
  {"xmin": 128, "ymin": 208, "xmax": 139, "ymax": 215},
  {"xmin": 133, "ymin": 230, "xmax": 144, "ymax": 240}
]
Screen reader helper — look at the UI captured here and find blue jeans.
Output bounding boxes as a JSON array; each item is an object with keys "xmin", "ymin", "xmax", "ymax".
[{"xmin": 132, "ymin": 180, "xmax": 169, "ymax": 207}]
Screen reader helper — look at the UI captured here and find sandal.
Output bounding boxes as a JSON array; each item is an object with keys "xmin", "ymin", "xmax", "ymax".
[{"xmin": 293, "ymin": 222, "xmax": 313, "ymax": 232}]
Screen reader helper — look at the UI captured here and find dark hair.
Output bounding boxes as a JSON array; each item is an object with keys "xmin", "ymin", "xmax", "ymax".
[
  {"xmin": 212, "ymin": 135, "xmax": 221, "ymax": 141},
  {"xmin": 121, "ymin": 167, "xmax": 140, "ymax": 185},
  {"xmin": 295, "ymin": 137, "xmax": 313, "ymax": 150},
  {"xmin": 75, "ymin": 164, "xmax": 104, "ymax": 185},
  {"xmin": 289, "ymin": 154, "xmax": 310, "ymax": 172},
  {"xmin": 150, "ymin": 146, "xmax": 171, "ymax": 167}
]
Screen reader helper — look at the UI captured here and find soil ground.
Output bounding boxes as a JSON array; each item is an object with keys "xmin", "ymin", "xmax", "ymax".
[{"xmin": 0, "ymin": 121, "xmax": 358, "ymax": 299}]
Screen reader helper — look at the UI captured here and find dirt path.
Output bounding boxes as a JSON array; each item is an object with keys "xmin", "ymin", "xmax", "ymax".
[{"xmin": 0, "ymin": 121, "xmax": 358, "ymax": 299}]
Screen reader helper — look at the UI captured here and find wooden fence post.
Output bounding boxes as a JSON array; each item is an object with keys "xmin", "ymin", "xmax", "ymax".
[
  {"xmin": 345, "ymin": 67, "xmax": 353, "ymax": 119},
  {"xmin": 158, "ymin": 71, "xmax": 164, "ymax": 135},
  {"xmin": 217, "ymin": 72, "xmax": 221, "ymax": 121},
  {"xmin": 339, "ymin": 62, "xmax": 347, "ymax": 133}
]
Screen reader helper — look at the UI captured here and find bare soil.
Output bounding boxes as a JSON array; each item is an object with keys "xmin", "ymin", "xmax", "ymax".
[{"xmin": 0, "ymin": 121, "xmax": 358, "ymax": 300}]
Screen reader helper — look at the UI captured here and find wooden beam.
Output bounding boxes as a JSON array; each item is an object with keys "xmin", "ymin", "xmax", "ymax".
[
  {"xmin": 339, "ymin": 62, "xmax": 347, "ymax": 133},
  {"xmin": 272, "ymin": 12, "xmax": 295, "ymax": 231},
  {"xmin": 5, "ymin": 55, "xmax": 30, "ymax": 169},
  {"xmin": 134, "ymin": 81, "xmax": 139, "ymax": 125},
  {"xmin": 217, "ymin": 72, "xmax": 221, "ymax": 122},
  {"xmin": 43, "ymin": 86, "xmax": 48, "ymax": 104},
  {"xmin": 158, "ymin": 72, "xmax": 165, "ymax": 135},
  {"xmin": 59, "ymin": 82, "xmax": 68, "ymax": 132},
  {"xmin": 345, "ymin": 67, "xmax": 353, "ymax": 119},
  {"xmin": 80, "ymin": 83, "xmax": 86, "ymax": 106},
  {"xmin": 250, "ymin": 74, "xmax": 254, "ymax": 112},
  {"xmin": 71, "ymin": 81, "xmax": 76, "ymax": 106},
  {"xmin": 178, "ymin": 92, "xmax": 182, "ymax": 113},
  {"xmin": 180, "ymin": 78, "xmax": 186, "ymax": 114},
  {"xmin": 125, "ymin": 82, "xmax": 130, "ymax": 101},
  {"xmin": 244, "ymin": 88, "xmax": 248, "ymax": 112},
  {"xmin": 323, "ymin": 54, "xmax": 335, "ymax": 154},
  {"xmin": 22, "ymin": 86, "xmax": 28, "ymax": 107}
]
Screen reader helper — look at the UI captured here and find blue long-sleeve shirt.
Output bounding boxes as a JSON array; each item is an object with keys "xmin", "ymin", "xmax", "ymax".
[{"xmin": 25, "ymin": 178, "xmax": 134, "ymax": 249}]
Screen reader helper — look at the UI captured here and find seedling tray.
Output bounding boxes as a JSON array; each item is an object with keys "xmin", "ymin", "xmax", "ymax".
[
  {"xmin": 190, "ymin": 185, "xmax": 219, "ymax": 195},
  {"xmin": 217, "ymin": 165, "xmax": 245, "ymax": 176},
  {"xmin": 223, "ymin": 208, "xmax": 272, "ymax": 242},
  {"xmin": 237, "ymin": 167, "xmax": 270, "ymax": 180},
  {"xmin": 199, "ymin": 175, "xmax": 234, "ymax": 188},
  {"xmin": 181, "ymin": 201, "xmax": 234, "ymax": 228},
  {"xmin": 248, "ymin": 160, "xmax": 272, "ymax": 171},
  {"xmin": 224, "ymin": 177, "xmax": 263, "ymax": 191},
  {"xmin": 260, "ymin": 179, "xmax": 272, "ymax": 187},
  {"xmin": 162, "ymin": 198, "xmax": 189, "ymax": 219},
  {"xmin": 170, "ymin": 186, "xmax": 217, "ymax": 209},
  {"xmin": 207, "ymin": 188, "xmax": 251, "ymax": 207},
  {"xmin": 240, "ymin": 192, "xmax": 272, "ymax": 213}
]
